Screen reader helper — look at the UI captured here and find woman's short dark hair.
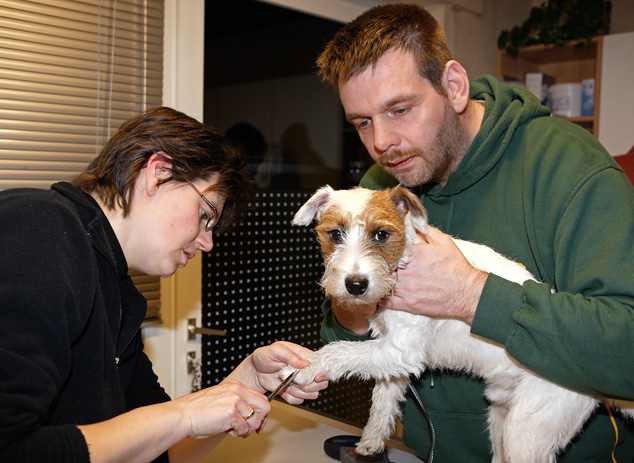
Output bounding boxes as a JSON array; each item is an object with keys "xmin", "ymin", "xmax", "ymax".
[
  {"xmin": 71, "ymin": 106, "xmax": 255, "ymax": 233},
  {"xmin": 316, "ymin": 3, "xmax": 453, "ymax": 96}
]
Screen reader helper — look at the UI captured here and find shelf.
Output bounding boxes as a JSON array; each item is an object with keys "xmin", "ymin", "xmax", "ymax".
[
  {"xmin": 504, "ymin": 38, "xmax": 599, "ymax": 63},
  {"xmin": 497, "ymin": 37, "xmax": 603, "ymax": 137},
  {"xmin": 559, "ymin": 115, "xmax": 594, "ymax": 123}
]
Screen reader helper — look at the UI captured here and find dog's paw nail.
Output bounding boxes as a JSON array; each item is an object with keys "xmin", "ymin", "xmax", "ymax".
[
  {"xmin": 356, "ymin": 440, "xmax": 383, "ymax": 456},
  {"xmin": 278, "ymin": 365, "xmax": 296, "ymax": 380}
]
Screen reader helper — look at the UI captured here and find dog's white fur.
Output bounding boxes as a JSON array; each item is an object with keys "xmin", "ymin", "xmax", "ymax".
[{"xmin": 282, "ymin": 185, "xmax": 634, "ymax": 463}]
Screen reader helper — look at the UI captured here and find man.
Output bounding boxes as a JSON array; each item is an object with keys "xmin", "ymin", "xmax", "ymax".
[{"xmin": 316, "ymin": 4, "xmax": 634, "ymax": 461}]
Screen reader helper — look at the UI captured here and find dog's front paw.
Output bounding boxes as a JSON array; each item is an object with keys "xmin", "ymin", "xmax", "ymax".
[
  {"xmin": 355, "ymin": 437, "xmax": 385, "ymax": 456},
  {"xmin": 278, "ymin": 365, "xmax": 298, "ymax": 382},
  {"xmin": 278, "ymin": 364, "xmax": 319, "ymax": 387}
]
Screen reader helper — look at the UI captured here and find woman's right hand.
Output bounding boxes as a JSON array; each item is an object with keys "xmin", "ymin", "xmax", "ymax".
[{"xmin": 172, "ymin": 379, "xmax": 271, "ymax": 439}]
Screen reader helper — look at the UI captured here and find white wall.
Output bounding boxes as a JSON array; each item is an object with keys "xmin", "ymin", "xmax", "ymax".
[{"xmin": 598, "ymin": 32, "xmax": 634, "ymax": 157}]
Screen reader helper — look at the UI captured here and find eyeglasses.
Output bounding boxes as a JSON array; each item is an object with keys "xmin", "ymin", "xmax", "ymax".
[{"xmin": 184, "ymin": 178, "xmax": 219, "ymax": 233}]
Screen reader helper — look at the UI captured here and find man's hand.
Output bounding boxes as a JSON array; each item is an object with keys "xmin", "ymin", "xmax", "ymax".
[{"xmin": 381, "ymin": 226, "xmax": 488, "ymax": 325}]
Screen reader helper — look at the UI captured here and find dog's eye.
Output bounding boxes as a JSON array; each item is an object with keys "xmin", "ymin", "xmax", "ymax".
[
  {"xmin": 374, "ymin": 230, "xmax": 389, "ymax": 242},
  {"xmin": 329, "ymin": 229, "xmax": 344, "ymax": 243}
]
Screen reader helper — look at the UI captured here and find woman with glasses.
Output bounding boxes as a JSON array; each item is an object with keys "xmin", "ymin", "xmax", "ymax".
[{"xmin": 0, "ymin": 107, "xmax": 328, "ymax": 463}]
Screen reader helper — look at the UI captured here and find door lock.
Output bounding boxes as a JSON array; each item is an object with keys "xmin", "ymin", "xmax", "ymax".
[{"xmin": 186, "ymin": 351, "xmax": 202, "ymax": 392}]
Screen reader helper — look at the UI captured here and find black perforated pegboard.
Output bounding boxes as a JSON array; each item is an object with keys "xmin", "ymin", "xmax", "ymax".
[{"xmin": 202, "ymin": 190, "xmax": 372, "ymax": 427}]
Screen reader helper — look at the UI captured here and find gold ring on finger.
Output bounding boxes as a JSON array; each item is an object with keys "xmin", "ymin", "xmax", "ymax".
[{"xmin": 243, "ymin": 407, "xmax": 255, "ymax": 421}]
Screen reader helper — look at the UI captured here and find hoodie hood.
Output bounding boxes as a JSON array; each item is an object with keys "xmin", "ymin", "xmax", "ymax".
[{"xmin": 438, "ymin": 75, "xmax": 551, "ymax": 196}]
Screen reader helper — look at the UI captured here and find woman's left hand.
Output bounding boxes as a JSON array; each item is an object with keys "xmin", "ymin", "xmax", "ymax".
[{"xmin": 226, "ymin": 341, "xmax": 329, "ymax": 405}]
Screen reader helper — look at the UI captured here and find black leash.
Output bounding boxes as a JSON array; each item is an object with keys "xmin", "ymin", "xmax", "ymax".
[{"xmin": 408, "ymin": 382, "xmax": 435, "ymax": 463}]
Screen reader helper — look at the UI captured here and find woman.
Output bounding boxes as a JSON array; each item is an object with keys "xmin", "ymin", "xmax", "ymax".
[{"xmin": 0, "ymin": 107, "xmax": 327, "ymax": 462}]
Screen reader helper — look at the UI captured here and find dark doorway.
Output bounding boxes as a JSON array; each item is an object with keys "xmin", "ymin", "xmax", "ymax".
[
  {"xmin": 205, "ymin": 1, "xmax": 341, "ymax": 88},
  {"xmin": 204, "ymin": 0, "xmax": 371, "ymax": 190},
  {"xmin": 202, "ymin": 0, "xmax": 374, "ymax": 428}
]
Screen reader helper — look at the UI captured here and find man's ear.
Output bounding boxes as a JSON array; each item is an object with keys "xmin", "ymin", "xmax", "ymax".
[
  {"xmin": 442, "ymin": 60, "xmax": 470, "ymax": 114},
  {"xmin": 146, "ymin": 152, "xmax": 173, "ymax": 195}
]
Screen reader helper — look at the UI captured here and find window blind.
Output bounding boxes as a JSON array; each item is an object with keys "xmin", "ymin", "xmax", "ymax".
[{"xmin": 0, "ymin": 0, "xmax": 164, "ymax": 324}]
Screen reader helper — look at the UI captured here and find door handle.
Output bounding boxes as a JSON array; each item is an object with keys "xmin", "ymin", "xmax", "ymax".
[{"xmin": 187, "ymin": 318, "xmax": 227, "ymax": 340}]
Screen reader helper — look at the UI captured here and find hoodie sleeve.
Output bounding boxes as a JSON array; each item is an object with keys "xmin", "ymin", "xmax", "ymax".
[{"xmin": 472, "ymin": 158, "xmax": 634, "ymax": 400}]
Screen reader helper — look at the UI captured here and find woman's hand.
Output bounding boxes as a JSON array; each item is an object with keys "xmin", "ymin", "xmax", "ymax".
[
  {"xmin": 164, "ymin": 342, "xmax": 329, "ymax": 462},
  {"xmin": 79, "ymin": 378, "xmax": 273, "ymax": 463},
  {"xmin": 227, "ymin": 341, "xmax": 329, "ymax": 405},
  {"xmin": 171, "ymin": 379, "xmax": 270, "ymax": 439}
]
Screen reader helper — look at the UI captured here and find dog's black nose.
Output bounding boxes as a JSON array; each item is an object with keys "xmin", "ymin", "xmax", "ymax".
[{"xmin": 345, "ymin": 275, "xmax": 368, "ymax": 296}]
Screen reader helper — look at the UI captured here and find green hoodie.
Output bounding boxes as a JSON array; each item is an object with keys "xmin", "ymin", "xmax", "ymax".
[{"xmin": 320, "ymin": 76, "xmax": 634, "ymax": 461}]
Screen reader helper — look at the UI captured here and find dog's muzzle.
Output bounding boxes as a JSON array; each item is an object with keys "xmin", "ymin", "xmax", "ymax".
[{"xmin": 345, "ymin": 275, "xmax": 369, "ymax": 296}]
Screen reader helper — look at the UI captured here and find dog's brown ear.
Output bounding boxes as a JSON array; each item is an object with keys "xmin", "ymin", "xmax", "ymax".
[
  {"xmin": 389, "ymin": 186, "xmax": 429, "ymax": 235},
  {"xmin": 292, "ymin": 185, "xmax": 334, "ymax": 226}
]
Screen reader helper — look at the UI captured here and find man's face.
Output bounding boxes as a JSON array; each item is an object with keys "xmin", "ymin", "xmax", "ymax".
[{"xmin": 339, "ymin": 48, "xmax": 467, "ymax": 187}]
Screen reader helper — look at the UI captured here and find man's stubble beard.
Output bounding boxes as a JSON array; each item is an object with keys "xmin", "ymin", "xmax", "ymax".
[{"xmin": 378, "ymin": 101, "xmax": 469, "ymax": 188}]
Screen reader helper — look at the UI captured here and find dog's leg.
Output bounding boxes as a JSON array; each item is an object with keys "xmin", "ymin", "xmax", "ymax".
[
  {"xmin": 485, "ymin": 374, "xmax": 520, "ymax": 463},
  {"xmin": 356, "ymin": 376, "xmax": 409, "ymax": 455},
  {"xmin": 281, "ymin": 338, "xmax": 423, "ymax": 386},
  {"xmin": 488, "ymin": 403, "xmax": 508, "ymax": 463},
  {"xmin": 502, "ymin": 379, "xmax": 598, "ymax": 463},
  {"xmin": 280, "ymin": 338, "xmax": 419, "ymax": 456}
]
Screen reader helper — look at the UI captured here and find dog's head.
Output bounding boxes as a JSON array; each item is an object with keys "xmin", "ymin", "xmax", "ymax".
[{"xmin": 293, "ymin": 185, "xmax": 429, "ymax": 304}]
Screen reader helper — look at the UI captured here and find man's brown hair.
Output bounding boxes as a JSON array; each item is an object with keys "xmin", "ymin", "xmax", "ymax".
[{"xmin": 316, "ymin": 3, "xmax": 453, "ymax": 95}]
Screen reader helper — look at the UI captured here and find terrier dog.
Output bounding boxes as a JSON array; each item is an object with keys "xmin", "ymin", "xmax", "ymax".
[{"xmin": 282, "ymin": 185, "xmax": 634, "ymax": 463}]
